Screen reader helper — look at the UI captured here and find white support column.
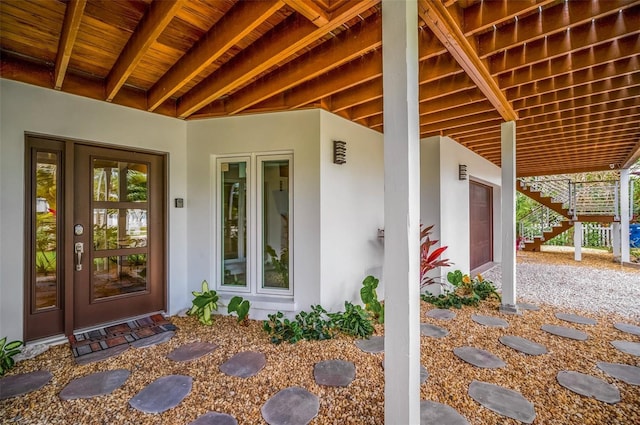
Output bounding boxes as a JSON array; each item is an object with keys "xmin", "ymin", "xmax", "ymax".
[
  {"xmin": 500, "ymin": 121, "xmax": 520, "ymax": 315},
  {"xmin": 621, "ymin": 169, "xmax": 631, "ymax": 263},
  {"xmin": 612, "ymin": 222, "xmax": 621, "ymax": 261},
  {"xmin": 574, "ymin": 222, "xmax": 582, "ymax": 261},
  {"xmin": 382, "ymin": 0, "xmax": 421, "ymax": 423}
]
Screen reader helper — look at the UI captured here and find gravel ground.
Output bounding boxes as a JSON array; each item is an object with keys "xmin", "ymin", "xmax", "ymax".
[{"xmin": 2, "ymin": 250, "xmax": 639, "ymax": 425}]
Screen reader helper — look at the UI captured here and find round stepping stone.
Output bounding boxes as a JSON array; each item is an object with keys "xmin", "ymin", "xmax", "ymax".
[
  {"xmin": 0, "ymin": 370, "xmax": 52, "ymax": 400},
  {"xmin": 557, "ymin": 371, "xmax": 621, "ymax": 404},
  {"xmin": 355, "ymin": 336, "xmax": 384, "ymax": 353},
  {"xmin": 611, "ymin": 340, "xmax": 640, "ymax": 356},
  {"xmin": 517, "ymin": 302, "xmax": 539, "ymax": 311},
  {"xmin": 130, "ymin": 331, "xmax": 175, "ymax": 348},
  {"xmin": 471, "ymin": 314, "xmax": 509, "ymax": 328},
  {"xmin": 614, "ymin": 322, "xmax": 640, "ymax": 336},
  {"xmin": 453, "ymin": 346, "xmax": 505, "ymax": 369},
  {"xmin": 314, "ymin": 360, "xmax": 355, "ymax": 387},
  {"xmin": 541, "ymin": 324, "xmax": 588, "ymax": 341},
  {"xmin": 189, "ymin": 411, "xmax": 238, "ymax": 425},
  {"xmin": 597, "ymin": 362, "xmax": 640, "ymax": 386},
  {"xmin": 219, "ymin": 351, "xmax": 266, "ymax": 378},
  {"xmin": 499, "ymin": 335, "xmax": 547, "ymax": 356},
  {"xmin": 468, "ymin": 380, "xmax": 536, "ymax": 424},
  {"xmin": 167, "ymin": 341, "xmax": 218, "ymax": 362},
  {"xmin": 555, "ymin": 312, "xmax": 597, "ymax": 325},
  {"xmin": 129, "ymin": 375, "xmax": 192, "ymax": 414},
  {"xmin": 59, "ymin": 369, "xmax": 130, "ymax": 400},
  {"xmin": 261, "ymin": 386, "xmax": 319, "ymax": 425},
  {"xmin": 382, "ymin": 361, "xmax": 429, "ymax": 384},
  {"xmin": 75, "ymin": 344, "xmax": 129, "ymax": 365},
  {"xmin": 420, "ymin": 400, "xmax": 469, "ymax": 425},
  {"xmin": 420, "ymin": 323, "xmax": 449, "ymax": 338},
  {"xmin": 426, "ymin": 309, "xmax": 456, "ymax": 320}
]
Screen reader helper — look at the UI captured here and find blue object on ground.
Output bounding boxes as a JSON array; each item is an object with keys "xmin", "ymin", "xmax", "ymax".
[{"xmin": 630, "ymin": 223, "xmax": 640, "ymax": 248}]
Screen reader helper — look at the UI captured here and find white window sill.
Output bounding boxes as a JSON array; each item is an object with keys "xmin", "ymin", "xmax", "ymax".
[{"xmin": 217, "ymin": 293, "xmax": 297, "ymax": 312}]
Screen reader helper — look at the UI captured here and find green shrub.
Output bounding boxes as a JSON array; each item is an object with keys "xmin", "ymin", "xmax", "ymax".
[
  {"xmin": 227, "ymin": 296, "xmax": 250, "ymax": 324},
  {"xmin": 0, "ymin": 337, "xmax": 23, "ymax": 376},
  {"xmin": 360, "ymin": 275, "xmax": 384, "ymax": 323},
  {"xmin": 328, "ymin": 301, "xmax": 374, "ymax": 338},
  {"xmin": 421, "ymin": 271, "xmax": 500, "ymax": 309},
  {"xmin": 263, "ymin": 305, "xmax": 334, "ymax": 344},
  {"xmin": 187, "ymin": 280, "xmax": 219, "ymax": 325}
]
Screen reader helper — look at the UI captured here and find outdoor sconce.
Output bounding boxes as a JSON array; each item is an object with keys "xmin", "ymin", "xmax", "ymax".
[
  {"xmin": 458, "ymin": 164, "xmax": 468, "ymax": 180},
  {"xmin": 333, "ymin": 140, "xmax": 347, "ymax": 164}
]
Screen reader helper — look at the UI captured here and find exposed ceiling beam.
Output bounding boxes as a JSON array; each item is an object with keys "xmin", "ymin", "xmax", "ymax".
[
  {"xmin": 54, "ymin": 0, "xmax": 86, "ymax": 90},
  {"xmin": 622, "ymin": 139, "xmax": 640, "ymax": 168},
  {"xmin": 418, "ymin": 0, "xmax": 518, "ymax": 121},
  {"xmin": 330, "ymin": 76, "xmax": 382, "ymax": 112},
  {"xmin": 462, "ymin": 0, "xmax": 560, "ymax": 36},
  {"xmin": 105, "ymin": 0, "xmax": 185, "ymax": 102},
  {"xmin": 282, "ymin": 0, "xmax": 329, "ymax": 26},
  {"xmin": 177, "ymin": 0, "xmax": 378, "ymax": 118},
  {"xmin": 147, "ymin": 0, "xmax": 283, "ymax": 111}
]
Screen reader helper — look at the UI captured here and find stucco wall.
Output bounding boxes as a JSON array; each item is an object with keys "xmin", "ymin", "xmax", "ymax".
[
  {"xmin": 318, "ymin": 110, "xmax": 385, "ymax": 311},
  {"xmin": 0, "ymin": 79, "xmax": 188, "ymax": 343}
]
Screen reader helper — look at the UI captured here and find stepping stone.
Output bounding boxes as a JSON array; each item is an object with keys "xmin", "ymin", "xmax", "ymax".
[
  {"xmin": 75, "ymin": 344, "xmax": 129, "ymax": 365},
  {"xmin": 469, "ymin": 381, "xmax": 535, "ymax": 423},
  {"xmin": 420, "ymin": 323, "xmax": 449, "ymax": 338},
  {"xmin": 453, "ymin": 346, "xmax": 505, "ymax": 369},
  {"xmin": 167, "ymin": 341, "xmax": 218, "ymax": 362},
  {"xmin": 555, "ymin": 312, "xmax": 597, "ymax": 325},
  {"xmin": 0, "ymin": 370, "xmax": 52, "ymax": 400},
  {"xmin": 557, "ymin": 371, "xmax": 620, "ymax": 404},
  {"xmin": 518, "ymin": 303, "xmax": 539, "ymax": 311},
  {"xmin": 611, "ymin": 340, "xmax": 640, "ymax": 356},
  {"xmin": 219, "ymin": 351, "xmax": 266, "ymax": 378},
  {"xmin": 614, "ymin": 322, "xmax": 640, "ymax": 336},
  {"xmin": 597, "ymin": 362, "xmax": 640, "ymax": 386},
  {"xmin": 261, "ymin": 386, "xmax": 319, "ymax": 425},
  {"xmin": 314, "ymin": 360, "xmax": 355, "ymax": 387},
  {"xmin": 129, "ymin": 375, "xmax": 192, "ymax": 414},
  {"xmin": 130, "ymin": 331, "xmax": 175, "ymax": 349},
  {"xmin": 420, "ymin": 400, "xmax": 469, "ymax": 425},
  {"xmin": 426, "ymin": 309, "xmax": 456, "ymax": 320},
  {"xmin": 189, "ymin": 411, "xmax": 238, "ymax": 425},
  {"xmin": 382, "ymin": 361, "xmax": 429, "ymax": 384},
  {"xmin": 499, "ymin": 335, "xmax": 547, "ymax": 356},
  {"xmin": 59, "ymin": 369, "xmax": 130, "ymax": 400},
  {"xmin": 541, "ymin": 324, "xmax": 588, "ymax": 341},
  {"xmin": 471, "ymin": 314, "xmax": 509, "ymax": 328},
  {"xmin": 355, "ymin": 336, "xmax": 384, "ymax": 353},
  {"xmin": 14, "ymin": 343, "xmax": 49, "ymax": 362}
]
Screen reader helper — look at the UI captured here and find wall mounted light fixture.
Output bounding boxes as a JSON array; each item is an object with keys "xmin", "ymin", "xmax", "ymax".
[
  {"xmin": 459, "ymin": 164, "xmax": 468, "ymax": 180},
  {"xmin": 333, "ymin": 140, "xmax": 347, "ymax": 164}
]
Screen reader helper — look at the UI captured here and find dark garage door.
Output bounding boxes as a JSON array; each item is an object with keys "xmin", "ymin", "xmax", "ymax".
[{"xmin": 470, "ymin": 181, "xmax": 493, "ymax": 271}]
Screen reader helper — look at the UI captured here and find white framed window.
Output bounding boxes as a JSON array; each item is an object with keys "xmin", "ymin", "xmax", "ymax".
[{"xmin": 214, "ymin": 153, "xmax": 293, "ymax": 297}]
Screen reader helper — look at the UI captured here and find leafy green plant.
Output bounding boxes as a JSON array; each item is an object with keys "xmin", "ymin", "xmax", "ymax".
[
  {"xmin": 360, "ymin": 275, "xmax": 384, "ymax": 324},
  {"xmin": 420, "ymin": 224, "xmax": 452, "ymax": 287},
  {"xmin": 0, "ymin": 337, "xmax": 23, "ymax": 376},
  {"xmin": 187, "ymin": 280, "xmax": 219, "ymax": 325},
  {"xmin": 227, "ymin": 296, "xmax": 250, "ymax": 324},
  {"xmin": 263, "ymin": 305, "xmax": 334, "ymax": 344},
  {"xmin": 328, "ymin": 301, "xmax": 374, "ymax": 338},
  {"xmin": 421, "ymin": 271, "xmax": 500, "ymax": 309}
]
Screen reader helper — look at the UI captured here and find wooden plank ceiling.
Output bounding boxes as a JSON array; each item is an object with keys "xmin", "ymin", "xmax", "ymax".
[{"xmin": 1, "ymin": 0, "xmax": 639, "ymax": 176}]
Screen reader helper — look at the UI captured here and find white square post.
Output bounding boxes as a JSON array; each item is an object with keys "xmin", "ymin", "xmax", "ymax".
[
  {"xmin": 382, "ymin": 0, "xmax": 421, "ymax": 422},
  {"xmin": 500, "ymin": 121, "xmax": 520, "ymax": 314},
  {"xmin": 612, "ymin": 222, "xmax": 621, "ymax": 261},
  {"xmin": 574, "ymin": 222, "xmax": 582, "ymax": 261},
  {"xmin": 621, "ymin": 168, "xmax": 631, "ymax": 263}
]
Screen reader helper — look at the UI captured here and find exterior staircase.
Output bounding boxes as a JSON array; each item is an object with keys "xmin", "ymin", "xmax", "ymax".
[{"xmin": 517, "ymin": 176, "xmax": 619, "ymax": 252}]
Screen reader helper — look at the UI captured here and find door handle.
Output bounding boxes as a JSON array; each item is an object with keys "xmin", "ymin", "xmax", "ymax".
[{"xmin": 74, "ymin": 242, "xmax": 84, "ymax": 271}]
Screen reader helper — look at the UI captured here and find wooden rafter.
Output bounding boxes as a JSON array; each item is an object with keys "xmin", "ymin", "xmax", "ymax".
[
  {"xmin": 54, "ymin": 0, "xmax": 86, "ymax": 90},
  {"xmin": 418, "ymin": 0, "xmax": 518, "ymax": 121},
  {"xmin": 461, "ymin": 0, "xmax": 560, "ymax": 36},
  {"xmin": 282, "ymin": 0, "xmax": 329, "ymax": 26},
  {"xmin": 105, "ymin": 0, "xmax": 185, "ymax": 102},
  {"xmin": 147, "ymin": 0, "xmax": 283, "ymax": 111},
  {"xmin": 177, "ymin": 0, "xmax": 378, "ymax": 118}
]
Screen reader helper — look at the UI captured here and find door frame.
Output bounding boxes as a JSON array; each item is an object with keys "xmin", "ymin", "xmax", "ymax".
[{"xmin": 23, "ymin": 133, "xmax": 169, "ymax": 341}]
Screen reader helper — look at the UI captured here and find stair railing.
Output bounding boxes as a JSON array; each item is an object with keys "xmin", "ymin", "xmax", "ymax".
[
  {"xmin": 571, "ymin": 180, "xmax": 619, "ymax": 218},
  {"xmin": 517, "ymin": 203, "xmax": 565, "ymax": 243},
  {"xmin": 520, "ymin": 177, "xmax": 573, "ymax": 209}
]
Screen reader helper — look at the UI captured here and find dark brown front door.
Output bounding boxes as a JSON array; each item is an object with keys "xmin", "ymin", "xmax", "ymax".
[
  {"xmin": 25, "ymin": 136, "xmax": 166, "ymax": 341},
  {"xmin": 73, "ymin": 145, "xmax": 165, "ymax": 329},
  {"xmin": 469, "ymin": 181, "xmax": 493, "ymax": 271}
]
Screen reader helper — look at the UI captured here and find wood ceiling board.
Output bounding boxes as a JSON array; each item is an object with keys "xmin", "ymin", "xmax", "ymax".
[
  {"xmin": 461, "ymin": 0, "xmax": 561, "ymax": 36},
  {"xmin": 477, "ymin": 0, "xmax": 639, "ymax": 57},
  {"xmin": 329, "ymin": 76, "xmax": 383, "ymax": 112},
  {"xmin": 349, "ymin": 98, "xmax": 383, "ymax": 121},
  {"xmin": 282, "ymin": 0, "xmax": 329, "ymax": 26},
  {"xmin": 419, "ymin": 73, "xmax": 477, "ymax": 102},
  {"xmin": 420, "ymin": 110, "xmax": 503, "ymax": 135},
  {"xmin": 82, "ymin": 0, "xmax": 149, "ymax": 32},
  {"xmin": 421, "ymin": 100, "xmax": 496, "ymax": 125},
  {"xmin": 419, "ymin": 0, "xmax": 518, "ymax": 121},
  {"xmin": 147, "ymin": 0, "xmax": 283, "ymax": 111},
  {"xmin": 622, "ymin": 139, "xmax": 640, "ymax": 168},
  {"xmin": 418, "ymin": 55, "xmax": 465, "ymax": 85},
  {"xmin": 174, "ymin": 0, "xmax": 235, "ymax": 33},
  {"xmin": 498, "ymin": 34, "xmax": 640, "ymax": 89},
  {"xmin": 54, "ymin": 0, "xmax": 87, "ymax": 90},
  {"xmin": 176, "ymin": 0, "xmax": 378, "ymax": 118}
]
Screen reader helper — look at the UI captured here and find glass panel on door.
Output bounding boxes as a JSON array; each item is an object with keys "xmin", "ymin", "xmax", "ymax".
[
  {"xmin": 221, "ymin": 161, "xmax": 247, "ymax": 287},
  {"xmin": 262, "ymin": 159, "xmax": 289, "ymax": 289}
]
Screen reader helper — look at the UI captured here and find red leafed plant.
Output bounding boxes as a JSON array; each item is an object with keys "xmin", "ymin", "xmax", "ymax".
[{"xmin": 420, "ymin": 224, "xmax": 452, "ymax": 288}]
